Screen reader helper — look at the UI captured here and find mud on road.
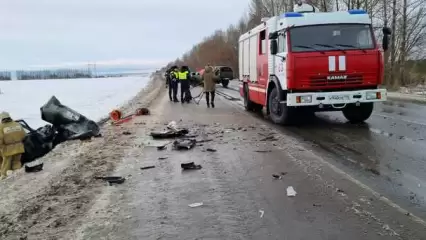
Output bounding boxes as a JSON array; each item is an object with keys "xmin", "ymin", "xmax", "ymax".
[{"xmin": 0, "ymin": 74, "xmax": 165, "ymax": 240}]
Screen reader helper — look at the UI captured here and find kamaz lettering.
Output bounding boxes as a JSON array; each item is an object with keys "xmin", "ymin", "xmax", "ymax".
[{"xmin": 327, "ymin": 75, "xmax": 347, "ymax": 80}]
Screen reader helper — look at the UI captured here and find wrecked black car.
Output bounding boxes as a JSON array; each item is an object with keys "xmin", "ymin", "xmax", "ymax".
[
  {"xmin": 41, "ymin": 96, "xmax": 100, "ymax": 142},
  {"xmin": 19, "ymin": 96, "xmax": 101, "ymax": 164}
]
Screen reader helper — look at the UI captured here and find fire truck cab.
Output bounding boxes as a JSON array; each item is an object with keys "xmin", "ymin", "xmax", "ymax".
[{"xmin": 238, "ymin": 4, "xmax": 391, "ymax": 125}]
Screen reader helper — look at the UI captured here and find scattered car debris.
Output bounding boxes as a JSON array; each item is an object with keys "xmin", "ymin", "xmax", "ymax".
[
  {"xmin": 188, "ymin": 202, "xmax": 203, "ymax": 208},
  {"xmin": 140, "ymin": 165, "xmax": 155, "ymax": 170},
  {"xmin": 24, "ymin": 161, "xmax": 44, "ymax": 173},
  {"xmin": 281, "ymin": 172, "xmax": 288, "ymax": 176},
  {"xmin": 336, "ymin": 188, "xmax": 345, "ymax": 193},
  {"xmin": 122, "ymin": 131, "xmax": 131, "ymax": 135},
  {"xmin": 366, "ymin": 168, "xmax": 380, "ymax": 175},
  {"xmin": 255, "ymin": 150, "xmax": 272, "ymax": 153},
  {"xmin": 167, "ymin": 121, "xmax": 178, "ymax": 131},
  {"xmin": 158, "ymin": 157, "xmax": 168, "ymax": 160},
  {"xmin": 95, "ymin": 176, "xmax": 126, "ymax": 185},
  {"xmin": 287, "ymin": 186, "xmax": 297, "ymax": 197},
  {"xmin": 150, "ymin": 129, "xmax": 189, "ymax": 139},
  {"xmin": 197, "ymin": 139, "xmax": 213, "ymax": 143},
  {"xmin": 157, "ymin": 145, "xmax": 167, "ymax": 150},
  {"xmin": 206, "ymin": 148, "xmax": 217, "ymax": 152},
  {"xmin": 259, "ymin": 210, "xmax": 265, "ymax": 218},
  {"xmin": 173, "ymin": 139, "xmax": 196, "ymax": 150},
  {"xmin": 260, "ymin": 135, "xmax": 277, "ymax": 141},
  {"xmin": 313, "ymin": 203, "xmax": 322, "ymax": 207},
  {"xmin": 181, "ymin": 162, "xmax": 202, "ymax": 170},
  {"xmin": 272, "ymin": 174, "xmax": 282, "ymax": 179}
]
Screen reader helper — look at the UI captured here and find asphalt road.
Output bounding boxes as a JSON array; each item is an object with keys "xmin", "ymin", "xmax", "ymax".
[
  {"xmin": 221, "ymin": 81, "xmax": 426, "ymax": 222},
  {"xmin": 75, "ymin": 85, "xmax": 426, "ymax": 239}
]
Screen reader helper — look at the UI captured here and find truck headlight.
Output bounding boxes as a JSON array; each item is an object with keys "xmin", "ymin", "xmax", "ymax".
[
  {"xmin": 296, "ymin": 95, "xmax": 312, "ymax": 103},
  {"xmin": 366, "ymin": 91, "xmax": 381, "ymax": 100}
]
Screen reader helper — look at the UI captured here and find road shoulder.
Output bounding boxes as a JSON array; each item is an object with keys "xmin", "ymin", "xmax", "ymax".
[{"xmin": 0, "ymin": 74, "xmax": 165, "ymax": 240}]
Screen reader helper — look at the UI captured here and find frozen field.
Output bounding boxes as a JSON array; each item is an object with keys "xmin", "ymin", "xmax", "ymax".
[{"xmin": 0, "ymin": 76, "xmax": 151, "ymax": 128}]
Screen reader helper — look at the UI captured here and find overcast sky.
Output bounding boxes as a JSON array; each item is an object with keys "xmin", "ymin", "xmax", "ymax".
[{"xmin": 0, "ymin": 0, "xmax": 249, "ymax": 69}]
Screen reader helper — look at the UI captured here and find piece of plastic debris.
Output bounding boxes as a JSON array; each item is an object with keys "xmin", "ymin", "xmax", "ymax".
[
  {"xmin": 122, "ymin": 131, "xmax": 131, "ymax": 135},
  {"xmin": 206, "ymin": 148, "xmax": 217, "ymax": 152},
  {"xmin": 140, "ymin": 166, "xmax": 155, "ymax": 170},
  {"xmin": 188, "ymin": 202, "xmax": 203, "ymax": 208},
  {"xmin": 167, "ymin": 121, "xmax": 178, "ymax": 131},
  {"xmin": 173, "ymin": 139, "xmax": 196, "ymax": 150},
  {"xmin": 255, "ymin": 150, "xmax": 271, "ymax": 153},
  {"xmin": 287, "ymin": 186, "xmax": 297, "ymax": 197},
  {"xmin": 272, "ymin": 174, "xmax": 282, "ymax": 179},
  {"xmin": 259, "ymin": 210, "xmax": 264, "ymax": 218},
  {"xmin": 95, "ymin": 176, "xmax": 126, "ymax": 185},
  {"xmin": 158, "ymin": 157, "xmax": 168, "ymax": 160},
  {"xmin": 181, "ymin": 162, "xmax": 202, "ymax": 170}
]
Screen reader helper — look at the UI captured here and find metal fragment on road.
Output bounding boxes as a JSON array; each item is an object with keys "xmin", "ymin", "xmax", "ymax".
[
  {"xmin": 140, "ymin": 166, "xmax": 155, "ymax": 170},
  {"xmin": 287, "ymin": 186, "xmax": 297, "ymax": 197},
  {"xmin": 188, "ymin": 202, "xmax": 203, "ymax": 208}
]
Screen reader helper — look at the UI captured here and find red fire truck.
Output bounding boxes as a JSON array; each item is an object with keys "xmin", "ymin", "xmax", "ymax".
[{"xmin": 238, "ymin": 4, "xmax": 391, "ymax": 124}]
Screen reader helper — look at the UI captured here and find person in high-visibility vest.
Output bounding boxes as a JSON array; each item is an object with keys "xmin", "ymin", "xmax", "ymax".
[{"xmin": 178, "ymin": 67, "xmax": 191, "ymax": 103}]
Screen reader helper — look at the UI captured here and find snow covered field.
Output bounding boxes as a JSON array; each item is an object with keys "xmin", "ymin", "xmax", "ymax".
[{"xmin": 0, "ymin": 76, "xmax": 151, "ymax": 128}]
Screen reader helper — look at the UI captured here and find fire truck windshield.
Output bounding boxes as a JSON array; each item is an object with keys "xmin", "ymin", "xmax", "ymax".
[{"xmin": 289, "ymin": 24, "xmax": 375, "ymax": 52}]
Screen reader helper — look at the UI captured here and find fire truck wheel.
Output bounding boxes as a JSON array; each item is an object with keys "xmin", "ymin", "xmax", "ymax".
[
  {"xmin": 342, "ymin": 103, "xmax": 374, "ymax": 123},
  {"xmin": 268, "ymin": 87, "xmax": 291, "ymax": 125}
]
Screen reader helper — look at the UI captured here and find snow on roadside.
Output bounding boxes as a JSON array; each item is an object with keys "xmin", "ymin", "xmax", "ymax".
[{"xmin": 0, "ymin": 76, "xmax": 151, "ymax": 128}]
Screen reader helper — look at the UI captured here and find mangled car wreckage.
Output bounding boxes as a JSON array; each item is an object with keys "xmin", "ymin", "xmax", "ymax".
[{"xmin": 18, "ymin": 96, "xmax": 101, "ymax": 165}]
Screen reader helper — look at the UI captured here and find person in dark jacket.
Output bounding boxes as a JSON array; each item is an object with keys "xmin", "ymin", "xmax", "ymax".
[{"xmin": 169, "ymin": 66, "xmax": 179, "ymax": 102}]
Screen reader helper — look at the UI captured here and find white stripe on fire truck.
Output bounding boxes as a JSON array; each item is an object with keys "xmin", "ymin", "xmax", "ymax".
[
  {"xmin": 249, "ymin": 86, "xmax": 266, "ymax": 93},
  {"xmin": 338, "ymin": 55, "xmax": 346, "ymax": 71},
  {"xmin": 328, "ymin": 56, "xmax": 336, "ymax": 72}
]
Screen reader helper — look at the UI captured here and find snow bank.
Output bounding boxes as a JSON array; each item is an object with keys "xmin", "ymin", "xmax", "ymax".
[{"xmin": 0, "ymin": 76, "xmax": 151, "ymax": 128}]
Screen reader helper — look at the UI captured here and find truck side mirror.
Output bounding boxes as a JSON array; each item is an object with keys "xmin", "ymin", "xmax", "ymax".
[
  {"xmin": 270, "ymin": 40, "xmax": 278, "ymax": 55},
  {"xmin": 382, "ymin": 26, "xmax": 391, "ymax": 35},
  {"xmin": 382, "ymin": 27, "xmax": 391, "ymax": 51},
  {"xmin": 269, "ymin": 32, "xmax": 278, "ymax": 39}
]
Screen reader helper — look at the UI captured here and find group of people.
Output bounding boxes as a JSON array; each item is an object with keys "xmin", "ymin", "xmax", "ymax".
[
  {"xmin": 166, "ymin": 64, "xmax": 217, "ymax": 108},
  {"xmin": 167, "ymin": 66, "xmax": 192, "ymax": 103},
  {"xmin": 0, "ymin": 112, "xmax": 26, "ymax": 179}
]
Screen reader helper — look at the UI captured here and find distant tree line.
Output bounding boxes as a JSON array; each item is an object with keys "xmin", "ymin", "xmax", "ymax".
[
  {"xmin": 164, "ymin": 0, "xmax": 426, "ymax": 87},
  {"xmin": 0, "ymin": 71, "xmax": 11, "ymax": 80},
  {"xmin": 16, "ymin": 69, "xmax": 92, "ymax": 80}
]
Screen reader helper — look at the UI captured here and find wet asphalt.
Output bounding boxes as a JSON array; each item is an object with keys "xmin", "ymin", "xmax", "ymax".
[
  {"xmin": 223, "ymin": 81, "xmax": 426, "ymax": 222},
  {"xmin": 77, "ymin": 86, "xmax": 426, "ymax": 239}
]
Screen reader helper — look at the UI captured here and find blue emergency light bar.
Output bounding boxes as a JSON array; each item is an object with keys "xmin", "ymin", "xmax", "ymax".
[
  {"xmin": 281, "ymin": 12, "xmax": 303, "ymax": 18},
  {"xmin": 348, "ymin": 9, "xmax": 367, "ymax": 14}
]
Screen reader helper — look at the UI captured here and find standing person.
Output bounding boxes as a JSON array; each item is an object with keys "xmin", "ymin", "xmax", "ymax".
[
  {"xmin": 0, "ymin": 112, "xmax": 26, "ymax": 179},
  {"xmin": 178, "ymin": 66, "xmax": 191, "ymax": 103},
  {"xmin": 202, "ymin": 64, "xmax": 217, "ymax": 108},
  {"xmin": 169, "ymin": 66, "xmax": 179, "ymax": 102}
]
